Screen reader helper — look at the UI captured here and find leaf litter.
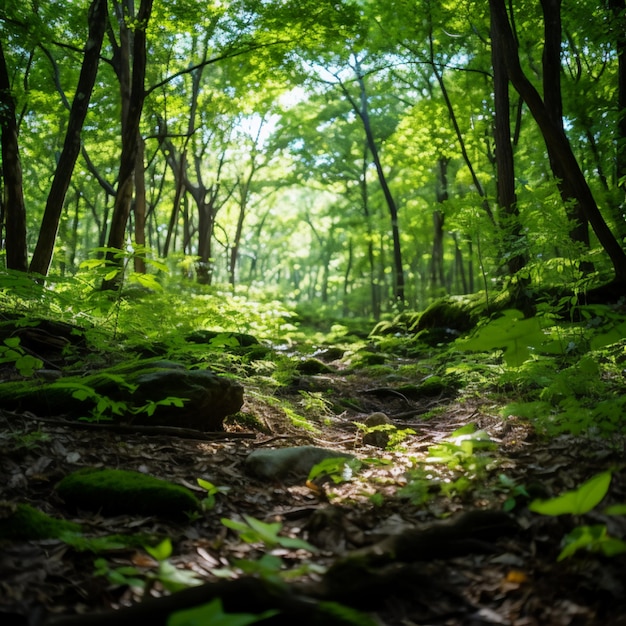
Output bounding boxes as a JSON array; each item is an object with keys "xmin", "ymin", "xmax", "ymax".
[{"xmin": 1, "ymin": 362, "xmax": 625, "ymax": 626}]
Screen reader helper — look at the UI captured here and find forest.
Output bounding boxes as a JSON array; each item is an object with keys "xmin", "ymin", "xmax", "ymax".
[{"xmin": 1, "ymin": 1, "xmax": 626, "ymax": 625}]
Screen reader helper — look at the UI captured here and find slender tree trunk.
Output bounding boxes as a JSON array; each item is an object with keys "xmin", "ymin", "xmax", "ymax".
[
  {"xmin": 490, "ymin": 3, "xmax": 527, "ymax": 276},
  {"xmin": 0, "ymin": 40, "xmax": 28, "ymax": 271},
  {"xmin": 359, "ymin": 143, "xmax": 381, "ymax": 319},
  {"xmin": 431, "ymin": 158, "xmax": 448, "ymax": 290},
  {"xmin": 196, "ymin": 202, "xmax": 214, "ymax": 285},
  {"xmin": 27, "ymin": 0, "xmax": 107, "ymax": 276},
  {"xmin": 609, "ymin": 0, "xmax": 626, "ymax": 189},
  {"xmin": 540, "ymin": 0, "xmax": 591, "ymax": 265},
  {"xmin": 489, "ymin": 0, "xmax": 626, "ymax": 283},
  {"xmin": 133, "ymin": 133, "xmax": 147, "ymax": 274},
  {"xmin": 351, "ymin": 57, "xmax": 405, "ymax": 306},
  {"xmin": 102, "ymin": 0, "xmax": 153, "ymax": 290}
]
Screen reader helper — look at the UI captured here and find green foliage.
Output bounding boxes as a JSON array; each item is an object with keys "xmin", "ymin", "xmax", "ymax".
[
  {"xmin": 221, "ymin": 515, "xmax": 316, "ymax": 552},
  {"xmin": 308, "ymin": 456, "xmax": 362, "ymax": 484},
  {"xmin": 397, "ymin": 467, "xmax": 433, "ymax": 507},
  {"xmin": 529, "ymin": 471, "xmax": 612, "ymax": 516},
  {"xmin": 197, "ymin": 478, "xmax": 230, "ymax": 510},
  {"xmin": 496, "ymin": 474, "xmax": 530, "ymax": 512},
  {"xmin": 168, "ymin": 598, "xmax": 278, "ymax": 626},
  {"xmin": 94, "ymin": 537, "xmax": 202, "ymax": 594},
  {"xmin": 426, "ymin": 424, "xmax": 496, "ymax": 473},
  {"xmin": 0, "ymin": 337, "xmax": 43, "ymax": 376},
  {"xmin": 529, "ymin": 472, "xmax": 626, "ymax": 561},
  {"xmin": 217, "ymin": 515, "xmax": 321, "ymax": 583},
  {"xmin": 558, "ymin": 525, "xmax": 626, "ymax": 561}
]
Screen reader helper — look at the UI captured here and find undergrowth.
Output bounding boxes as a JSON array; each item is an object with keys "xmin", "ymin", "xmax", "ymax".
[{"xmin": 2, "ymin": 261, "xmax": 626, "ymax": 439}]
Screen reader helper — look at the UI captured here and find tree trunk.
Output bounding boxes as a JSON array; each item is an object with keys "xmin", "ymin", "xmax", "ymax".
[
  {"xmin": 102, "ymin": 0, "xmax": 153, "ymax": 290},
  {"xmin": 490, "ymin": 7, "xmax": 527, "ymax": 276},
  {"xmin": 27, "ymin": 0, "xmax": 107, "ymax": 276},
  {"xmin": 540, "ymin": 0, "xmax": 591, "ymax": 266},
  {"xmin": 0, "ymin": 39, "xmax": 28, "ymax": 272},
  {"xmin": 431, "ymin": 158, "xmax": 448, "ymax": 290},
  {"xmin": 133, "ymin": 133, "xmax": 147, "ymax": 274},
  {"xmin": 489, "ymin": 0, "xmax": 626, "ymax": 283},
  {"xmin": 609, "ymin": 0, "xmax": 626, "ymax": 213},
  {"xmin": 351, "ymin": 56, "xmax": 405, "ymax": 306}
]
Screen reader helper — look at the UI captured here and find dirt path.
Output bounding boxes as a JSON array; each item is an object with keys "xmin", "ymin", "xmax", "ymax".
[{"xmin": 1, "ymin": 367, "xmax": 625, "ymax": 626}]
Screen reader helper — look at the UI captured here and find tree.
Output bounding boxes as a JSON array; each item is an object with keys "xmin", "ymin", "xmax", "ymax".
[
  {"xmin": 0, "ymin": 38, "xmax": 28, "ymax": 271},
  {"xmin": 102, "ymin": 0, "xmax": 153, "ymax": 290},
  {"xmin": 489, "ymin": 0, "xmax": 626, "ymax": 285},
  {"xmin": 2, "ymin": 0, "xmax": 108, "ymax": 276}
]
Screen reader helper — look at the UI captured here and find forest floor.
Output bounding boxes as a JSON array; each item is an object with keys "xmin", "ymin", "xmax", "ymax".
[{"xmin": 1, "ymin": 346, "xmax": 626, "ymax": 626}]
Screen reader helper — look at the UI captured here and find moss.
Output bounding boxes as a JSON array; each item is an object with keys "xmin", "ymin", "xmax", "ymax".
[
  {"xmin": 56, "ymin": 468, "xmax": 199, "ymax": 518},
  {"xmin": 296, "ymin": 358, "xmax": 333, "ymax": 375},
  {"xmin": 0, "ymin": 502, "xmax": 81, "ymax": 541},
  {"xmin": 415, "ymin": 375, "xmax": 449, "ymax": 396},
  {"xmin": 350, "ymin": 351, "xmax": 387, "ymax": 368},
  {"xmin": 411, "ymin": 296, "xmax": 482, "ymax": 335}
]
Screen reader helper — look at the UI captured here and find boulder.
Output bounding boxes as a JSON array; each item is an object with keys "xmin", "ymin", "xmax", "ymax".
[{"xmin": 0, "ymin": 359, "xmax": 243, "ymax": 431}]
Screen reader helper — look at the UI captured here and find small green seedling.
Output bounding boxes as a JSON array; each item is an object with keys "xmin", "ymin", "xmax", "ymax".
[
  {"xmin": 94, "ymin": 537, "xmax": 202, "ymax": 593},
  {"xmin": 497, "ymin": 474, "xmax": 530, "ymax": 512},
  {"xmin": 197, "ymin": 478, "xmax": 230, "ymax": 510},
  {"xmin": 218, "ymin": 516, "xmax": 320, "ymax": 582},
  {"xmin": 558, "ymin": 524, "xmax": 626, "ymax": 561},
  {"xmin": 221, "ymin": 515, "xmax": 316, "ymax": 552},
  {"xmin": 308, "ymin": 457, "xmax": 361, "ymax": 484},
  {"xmin": 529, "ymin": 471, "xmax": 626, "ymax": 560},
  {"xmin": 144, "ymin": 538, "xmax": 203, "ymax": 592}
]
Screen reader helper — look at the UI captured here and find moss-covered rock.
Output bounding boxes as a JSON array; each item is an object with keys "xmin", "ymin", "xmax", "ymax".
[
  {"xmin": 56, "ymin": 468, "xmax": 199, "ymax": 518},
  {"xmin": 0, "ymin": 358, "xmax": 243, "ymax": 431},
  {"xmin": 0, "ymin": 502, "xmax": 81, "ymax": 541},
  {"xmin": 185, "ymin": 329, "xmax": 259, "ymax": 347},
  {"xmin": 296, "ymin": 358, "xmax": 334, "ymax": 375},
  {"xmin": 411, "ymin": 296, "xmax": 480, "ymax": 334}
]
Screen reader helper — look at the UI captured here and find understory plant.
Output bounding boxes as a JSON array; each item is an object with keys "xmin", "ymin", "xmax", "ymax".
[{"xmin": 530, "ymin": 471, "xmax": 626, "ymax": 561}]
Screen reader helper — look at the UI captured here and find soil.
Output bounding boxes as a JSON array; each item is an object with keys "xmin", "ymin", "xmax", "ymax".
[{"xmin": 1, "ymin": 363, "xmax": 626, "ymax": 626}]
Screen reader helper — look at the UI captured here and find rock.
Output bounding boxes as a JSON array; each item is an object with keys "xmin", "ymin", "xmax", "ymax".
[
  {"xmin": 0, "ymin": 502, "xmax": 81, "ymax": 541},
  {"xmin": 362, "ymin": 412, "xmax": 392, "ymax": 448},
  {"xmin": 185, "ymin": 330, "xmax": 259, "ymax": 347},
  {"xmin": 244, "ymin": 446, "xmax": 355, "ymax": 481},
  {"xmin": 295, "ymin": 358, "xmax": 334, "ymax": 375},
  {"xmin": 0, "ymin": 358, "xmax": 243, "ymax": 431},
  {"xmin": 56, "ymin": 468, "xmax": 199, "ymax": 518}
]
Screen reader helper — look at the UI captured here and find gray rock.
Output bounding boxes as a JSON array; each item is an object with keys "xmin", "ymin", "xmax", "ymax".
[{"xmin": 244, "ymin": 446, "xmax": 355, "ymax": 481}]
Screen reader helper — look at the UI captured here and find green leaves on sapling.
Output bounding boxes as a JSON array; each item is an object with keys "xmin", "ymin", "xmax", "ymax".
[
  {"xmin": 529, "ymin": 471, "xmax": 626, "ymax": 561},
  {"xmin": 308, "ymin": 456, "xmax": 361, "ymax": 484},
  {"xmin": 558, "ymin": 525, "xmax": 626, "ymax": 561},
  {"xmin": 221, "ymin": 515, "xmax": 316, "ymax": 552},
  {"xmin": 529, "ymin": 471, "xmax": 611, "ymax": 516},
  {"xmin": 0, "ymin": 337, "xmax": 43, "ymax": 377},
  {"xmin": 197, "ymin": 478, "xmax": 230, "ymax": 510}
]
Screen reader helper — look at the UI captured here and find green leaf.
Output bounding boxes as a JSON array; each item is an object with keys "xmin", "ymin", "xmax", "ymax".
[
  {"xmin": 529, "ymin": 471, "xmax": 612, "ymax": 516},
  {"xmin": 156, "ymin": 560, "xmax": 202, "ymax": 592},
  {"xmin": 144, "ymin": 538, "xmax": 173, "ymax": 561},
  {"xmin": 168, "ymin": 598, "xmax": 278, "ymax": 626},
  {"xmin": 605, "ymin": 504, "xmax": 626, "ymax": 515},
  {"xmin": 242, "ymin": 515, "xmax": 282, "ymax": 545},
  {"xmin": 557, "ymin": 524, "xmax": 626, "ymax": 561},
  {"xmin": 197, "ymin": 478, "xmax": 218, "ymax": 494},
  {"xmin": 275, "ymin": 535, "xmax": 317, "ymax": 552}
]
